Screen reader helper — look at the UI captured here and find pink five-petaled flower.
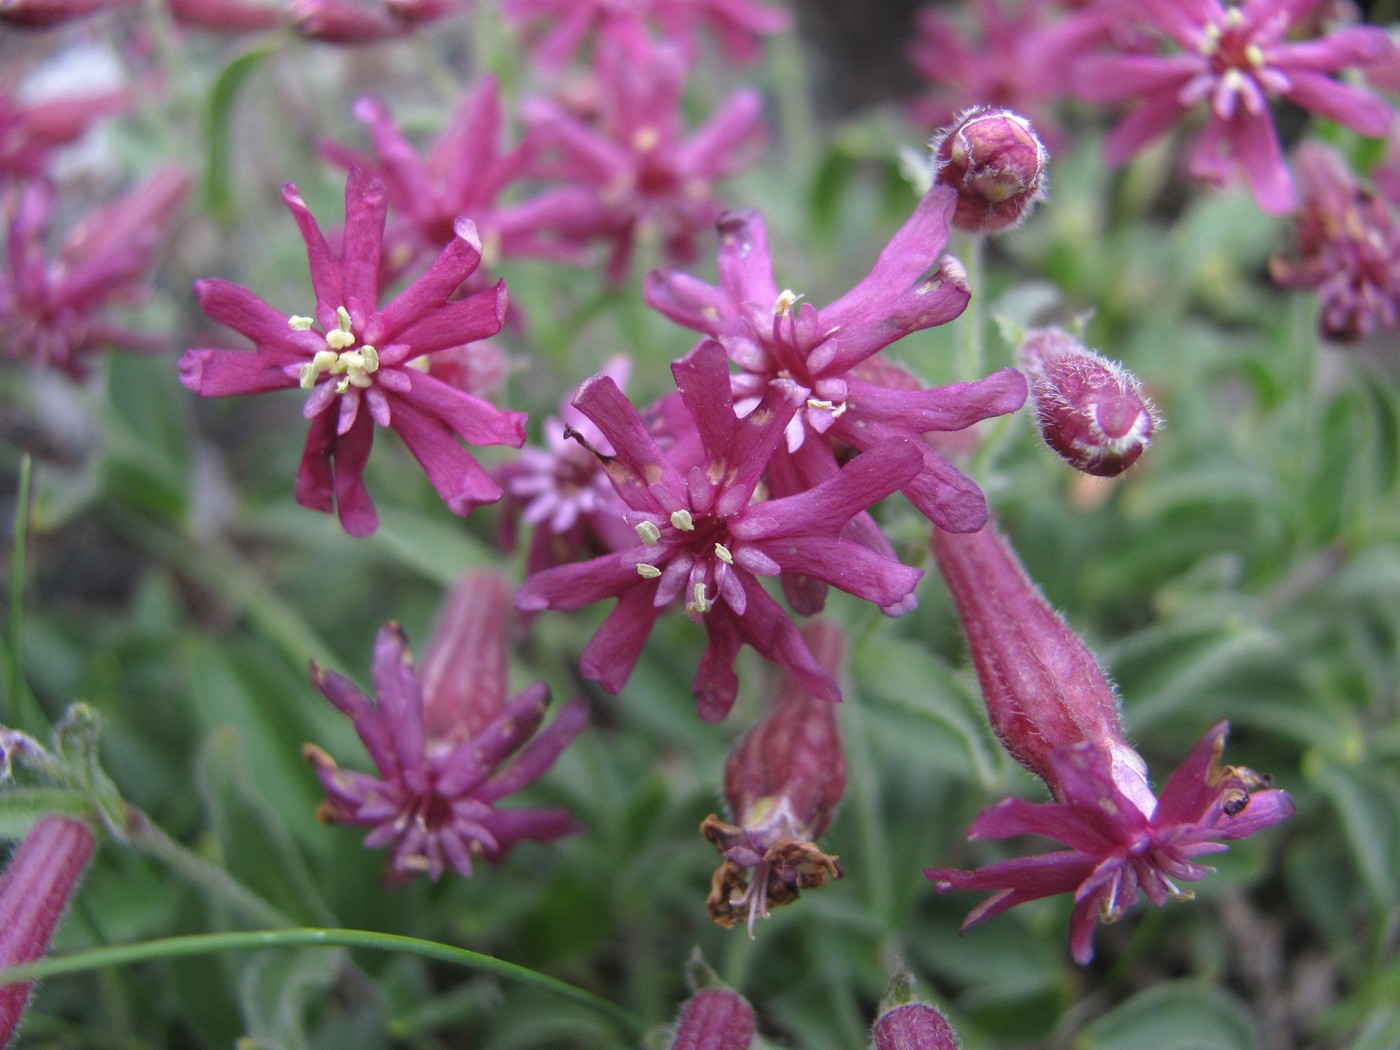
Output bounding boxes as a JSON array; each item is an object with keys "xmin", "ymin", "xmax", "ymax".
[
  {"xmin": 0, "ymin": 815, "xmax": 96, "ymax": 1044},
  {"xmin": 523, "ymin": 40, "xmax": 764, "ymax": 284},
  {"xmin": 1075, "ymin": 0, "xmax": 1394, "ymax": 214},
  {"xmin": 304, "ymin": 572, "xmax": 588, "ymax": 881},
  {"xmin": 701, "ymin": 621, "xmax": 846, "ymax": 934},
  {"xmin": 514, "ymin": 339, "xmax": 925, "ymax": 723},
  {"xmin": 1270, "ymin": 141, "xmax": 1400, "ymax": 343},
  {"xmin": 321, "ymin": 79, "xmax": 593, "ymax": 277},
  {"xmin": 178, "ymin": 168, "xmax": 523, "ymax": 537},
  {"xmin": 924, "ymin": 522, "xmax": 1295, "ymax": 963},
  {"xmin": 2, "ymin": 168, "xmax": 190, "ymax": 377},
  {"xmin": 645, "ymin": 195, "xmax": 1028, "ymax": 538}
]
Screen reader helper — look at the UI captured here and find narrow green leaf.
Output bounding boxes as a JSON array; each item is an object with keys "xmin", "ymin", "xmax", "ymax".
[{"xmin": 1075, "ymin": 980, "xmax": 1261, "ymax": 1050}]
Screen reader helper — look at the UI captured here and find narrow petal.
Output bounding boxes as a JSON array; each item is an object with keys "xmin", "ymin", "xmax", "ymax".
[
  {"xmin": 579, "ymin": 584, "xmax": 667, "ymax": 692},
  {"xmin": 341, "ymin": 168, "xmax": 387, "ymax": 320},
  {"xmin": 389, "ymin": 398, "xmax": 504, "ymax": 515},
  {"xmin": 332, "ymin": 409, "xmax": 379, "ymax": 536},
  {"xmin": 1284, "ymin": 72, "xmax": 1394, "ymax": 137},
  {"xmin": 370, "ymin": 218, "xmax": 485, "ymax": 342},
  {"xmin": 715, "ymin": 209, "xmax": 779, "ymax": 306},
  {"xmin": 400, "ymin": 369, "xmax": 527, "ymax": 446},
  {"xmin": 388, "ymin": 279, "xmax": 508, "ymax": 357},
  {"xmin": 515, "ymin": 552, "xmax": 642, "ymax": 613},
  {"xmin": 178, "ymin": 348, "xmax": 299, "ymax": 397}
]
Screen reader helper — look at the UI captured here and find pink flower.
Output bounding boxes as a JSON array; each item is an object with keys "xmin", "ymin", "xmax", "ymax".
[
  {"xmin": 701, "ymin": 621, "xmax": 846, "ymax": 933},
  {"xmin": 321, "ymin": 79, "xmax": 592, "ymax": 275},
  {"xmin": 645, "ymin": 198, "xmax": 1027, "ymax": 538},
  {"xmin": 1020, "ymin": 327, "xmax": 1159, "ymax": 476},
  {"xmin": 515, "ymin": 340, "xmax": 924, "ymax": 722},
  {"xmin": 667, "ymin": 987, "xmax": 756, "ymax": 1050},
  {"xmin": 872, "ymin": 1003, "xmax": 959, "ymax": 1050},
  {"xmin": 1076, "ymin": 0, "xmax": 1394, "ymax": 213},
  {"xmin": 304, "ymin": 573, "xmax": 588, "ymax": 881},
  {"xmin": 0, "ymin": 84, "xmax": 126, "ymax": 181},
  {"xmin": 178, "ymin": 168, "xmax": 523, "ymax": 537},
  {"xmin": 924, "ymin": 523, "xmax": 1295, "ymax": 963},
  {"xmin": 523, "ymin": 41, "xmax": 764, "ymax": 283},
  {"xmin": 0, "ymin": 816, "xmax": 96, "ymax": 1044},
  {"xmin": 1270, "ymin": 141, "xmax": 1400, "ymax": 342},
  {"xmin": 0, "ymin": 0, "xmax": 135, "ymax": 26},
  {"xmin": 1, "ymin": 167, "xmax": 189, "ymax": 377}
]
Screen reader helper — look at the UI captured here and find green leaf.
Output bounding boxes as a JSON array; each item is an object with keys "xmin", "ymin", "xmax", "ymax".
[
  {"xmin": 1075, "ymin": 981, "xmax": 1261, "ymax": 1050},
  {"xmin": 1310, "ymin": 762, "xmax": 1400, "ymax": 909},
  {"xmin": 205, "ymin": 47, "xmax": 274, "ymax": 224}
]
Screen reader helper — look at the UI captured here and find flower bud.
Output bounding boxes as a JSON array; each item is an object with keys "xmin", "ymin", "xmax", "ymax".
[
  {"xmin": 667, "ymin": 988, "xmax": 756, "ymax": 1050},
  {"xmin": 1, "ymin": 816, "xmax": 96, "ymax": 1044},
  {"xmin": 931, "ymin": 107, "xmax": 1047, "ymax": 233},
  {"xmin": 872, "ymin": 1003, "xmax": 960, "ymax": 1050},
  {"xmin": 1020, "ymin": 328, "xmax": 1157, "ymax": 478}
]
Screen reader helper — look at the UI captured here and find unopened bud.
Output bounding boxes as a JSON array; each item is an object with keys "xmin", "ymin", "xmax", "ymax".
[
  {"xmin": 667, "ymin": 988, "xmax": 756, "ymax": 1050},
  {"xmin": 873, "ymin": 1003, "xmax": 960, "ymax": 1050},
  {"xmin": 931, "ymin": 107, "xmax": 1047, "ymax": 233},
  {"xmin": 1020, "ymin": 328, "xmax": 1158, "ymax": 478}
]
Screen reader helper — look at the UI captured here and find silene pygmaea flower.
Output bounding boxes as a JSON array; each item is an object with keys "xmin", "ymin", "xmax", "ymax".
[
  {"xmin": 930, "ymin": 106, "xmax": 1048, "ymax": 233},
  {"xmin": 1, "ymin": 815, "xmax": 96, "ymax": 1045},
  {"xmin": 304, "ymin": 571, "xmax": 588, "ymax": 881},
  {"xmin": 925, "ymin": 522, "xmax": 1295, "ymax": 963},
  {"xmin": 870, "ymin": 971, "xmax": 960, "ymax": 1050},
  {"xmin": 1020, "ymin": 328, "xmax": 1158, "ymax": 478},
  {"xmin": 666, "ymin": 987, "xmax": 756, "ymax": 1050},
  {"xmin": 700, "ymin": 621, "xmax": 845, "ymax": 933}
]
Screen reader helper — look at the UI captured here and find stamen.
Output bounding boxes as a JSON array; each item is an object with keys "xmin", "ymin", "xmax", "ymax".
[
  {"xmin": 299, "ymin": 349, "xmax": 339, "ymax": 390},
  {"xmin": 636, "ymin": 563, "xmax": 662, "ymax": 579},
  {"xmin": 1243, "ymin": 43, "xmax": 1264, "ymax": 67},
  {"xmin": 687, "ymin": 582, "xmax": 713, "ymax": 615},
  {"xmin": 326, "ymin": 306, "xmax": 356, "ymax": 350},
  {"xmin": 288, "ymin": 315, "xmax": 315, "ymax": 331},
  {"xmin": 670, "ymin": 509, "xmax": 695, "ymax": 531},
  {"xmin": 714, "ymin": 543, "xmax": 733, "ymax": 564},
  {"xmin": 774, "ymin": 289, "xmax": 803, "ymax": 318},
  {"xmin": 635, "ymin": 520, "xmax": 662, "ymax": 545}
]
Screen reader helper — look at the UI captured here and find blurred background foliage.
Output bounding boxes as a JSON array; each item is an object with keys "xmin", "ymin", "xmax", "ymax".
[{"xmin": 2, "ymin": 2, "xmax": 1399, "ymax": 1049}]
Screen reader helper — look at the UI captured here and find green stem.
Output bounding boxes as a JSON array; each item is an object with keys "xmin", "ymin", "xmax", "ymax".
[
  {"xmin": 955, "ymin": 232, "xmax": 986, "ymax": 382},
  {"xmin": 0, "ymin": 928, "xmax": 647, "ymax": 1037},
  {"xmin": 5, "ymin": 454, "xmax": 45, "ymax": 733}
]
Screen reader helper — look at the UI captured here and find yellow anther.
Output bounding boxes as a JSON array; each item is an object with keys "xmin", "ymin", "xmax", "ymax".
[
  {"xmin": 671, "ymin": 509, "xmax": 695, "ymax": 531},
  {"xmin": 288, "ymin": 315, "xmax": 315, "ymax": 331},
  {"xmin": 326, "ymin": 328, "xmax": 355, "ymax": 350},
  {"xmin": 774, "ymin": 289, "xmax": 803, "ymax": 318},
  {"xmin": 636, "ymin": 521, "xmax": 662, "ymax": 545},
  {"xmin": 636, "ymin": 563, "xmax": 662, "ymax": 579},
  {"xmin": 1244, "ymin": 43, "xmax": 1264, "ymax": 67},
  {"xmin": 687, "ymin": 582, "xmax": 713, "ymax": 615},
  {"xmin": 714, "ymin": 543, "xmax": 733, "ymax": 564},
  {"xmin": 299, "ymin": 348, "xmax": 340, "ymax": 390},
  {"xmin": 633, "ymin": 126, "xmax": 660, "ymax": 152}
]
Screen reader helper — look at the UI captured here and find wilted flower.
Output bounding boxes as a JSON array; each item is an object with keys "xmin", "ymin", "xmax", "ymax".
[
  {"xmin": 304, "ymin": 572, "xmax": 588, "ymax": 881},
  {"xmin": 522, "ymin": 41, "xmax": 764, "ymax": 283},
  {"xmin": 1, "ymin": 167, "xmax": 189, "ymax": 377},
  {"xmin": 646, "ymin": 198, "xmax": 1026, "ymax": 539},
  {"xmin": 178, "ymin": 168, "xmax": 523, "ymax": 537},
  {"xmin": 1271, "ymin": 141, "xmax": 1400, "ymax": 343},
  {"xmin": 1075, "ymin": 0, "xmax": 1394, "ymax": 213},
  {"xmin": 925, "ymin": 522, "xmax": 1295, "ymax": 963},
  {"xmin": 515, "ymin": 340, "xmax": 924, "ymax": 722},
  {"xmin": 1020, "ymin": 327, "xmax": 1158, "ymax": 477},
  {"xmin": 701, "ymin": 621, "xmax": 846, "ymax": 933},
  {"xmin": 0, "ymin": 815, "xmax": 96, "ymax": 1044},
  {"xmin": 931, "ymin": 106, "xmax": 1048, "ymax": 233}
]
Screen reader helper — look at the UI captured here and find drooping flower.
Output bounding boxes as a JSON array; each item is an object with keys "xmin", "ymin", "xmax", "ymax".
[
  {"xmin": 303, "ymin": 572, "xmax": 588, "ymax": 881},
  {"xmin": 178, "ymin": 167, "xmax": 523, "ymax": 537},
  {"xmin": 1270, "ymin": 141, "xmax": 1400, "ymax": 342},
  {"xmin": 1020, "ymin": 327, "xmax": 1158, "ymax": 476},
  {"xmin": 924, "ymin": 522, "xmax": 1295, "ymax": 963},
  {"xmin": 931, "ymin": 106, "xmax": 1049, "ymax": 233},
  {"xmin": 701, "ymin": 621, "xmax": 846, "ymax": 933},
  {"xmin": 522, "ymin": 40, "xmax": 764, "ymax": 283},
  {"xmin": 321, "ymin": 79, "xmax": 592, "ymax": 277},
  {"xmin": 515, "ymin": 339, "xmax": 925, "ymax": 722},
  {"xmin": 645, "ymin": 197, "xmax": 1027, "ymax": 538},
  {"xmin": 0, "ymin": 815, "xmax": 96, "ymax": 1044},
  {"xmin": 1075, "ymin": 0, "xmax": 1394, "ymax": 213},
  {"xmin": 1, "ymin": 166, "xmax": 189, "ymax": 377}
]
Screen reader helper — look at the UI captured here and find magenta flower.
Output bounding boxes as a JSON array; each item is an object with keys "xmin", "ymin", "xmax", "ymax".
[
  {"xmin": 666, "ymin": 987, "xmax": 756, "ymax": 1050},
  {"xmin": 1075, "ymin": 0, "xmax": 1394, "ymax": 214},
  {"xmin": 287, "ymin": 0, "xmax": 456, "ymax": 42},
  {"xmin": 304, "ymin": 573, "xmax": 588, "ymax": 881},
  {"xmin": 321, "ymin": 79, "xmax": 592, "ymax": 275},
  {"xmin": 645, "ymin": 197, "xmax": 1027, "ymax": 537},
  {"xmin": 1270, "ymin": 141, "xmax": 1400, "ymax": 342},
  {"xmin": 701, "ymin": 621, "xmax": 846, "ymax": 933},
  {"xmin": 930, "ymin": 106, "xmax": 1049, "ymax": 234},
  {"xmin": 0, "ymin": 0, "xmax": 135, "ymax": 26},
  {"xmin": 925, "ymin": 523, "xmax": 1295, "ymax": 963},
  {"xmin": 0, "ymin": 85, "xmax": 126, "ymax": 181},
  {"xmin": 2, "ymin": 167, "xmax": 189, "ymax": 377},
  {"xmin": 522, "ymin": 41, "xmax": 764, "ymax": 283},
  {"xmin": 515, "ymin": 339, "xmax": 924, "ymax": 722},
  {"xmin": 1020, "ymin": 327, "xmax": 1159, "ymax": 476},
  {"xmin": 872, "ymin": 1003, "xmax": 959, "ymax": 1050},
  {"xmin": 178, "ymin": 168, "xmax": 523, "ymax": 537},
  {"xmin": 0, "ymin": 815, "xmax": 96, "ymax": 1044}
]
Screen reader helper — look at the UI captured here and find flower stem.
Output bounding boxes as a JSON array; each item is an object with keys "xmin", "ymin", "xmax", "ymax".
[
  {"xmin": 955, "ymin": 232, "xmax": 986, "ymax": 381},
  {"xmin": 0, "ymin": 927, "xmax": 648, "ymax": 1037},
  {"xmin": 4, "ymin": 455, "xmax": 45, "ymax": 734}
]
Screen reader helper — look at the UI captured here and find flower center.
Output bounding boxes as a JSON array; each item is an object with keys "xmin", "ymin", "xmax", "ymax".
[{"xmin": 293, "ymin": 306, "xmax": 380, "ymax": 394}]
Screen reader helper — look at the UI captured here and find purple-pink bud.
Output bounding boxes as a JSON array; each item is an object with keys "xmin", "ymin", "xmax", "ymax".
[
  {"xmin": 1020, "ymin": 328, "xmax": 1158, "ymax": 478},
  {"xmin": 1, "ymin": 816, "xmax": 96, "ymax": 1045},
  {"xmin": 667, "ymin": 988, "xmax": 756, "ymax": 1050},
  {"xmin": 931, "ymin": 522, "xmax": 1155, "ymax": 811},
  {"xmin": 931, "ymin": 107, "xmax": 1047, "ymax": 233},
  {"xmin": 418, "ymin": 571, "xmax": 512, "ymax": 742},
  {"xmin": 872, "ymin": 1003, "xmax": 960, "ymax": 1050}
]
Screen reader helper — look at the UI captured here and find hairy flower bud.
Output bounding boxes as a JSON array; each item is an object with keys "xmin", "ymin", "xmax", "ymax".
[
  {"xmin": 872, "ymin": 1003, "xmax": 960, "ymax": 1050},
  {"xmin": 1, "ymin": 816, "xmax": 96, "ymax": 1044},
  {"xmin": 1020, "ymin": 328, "xmax": 1157, "ymax": 478},
  {"xmin": 931, "ymin": 107, "xmax": 1047, "ymax": 233},
  {"xmin": 667, "ymin": 988, "xmax": 756, "ymax": 1050}
]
